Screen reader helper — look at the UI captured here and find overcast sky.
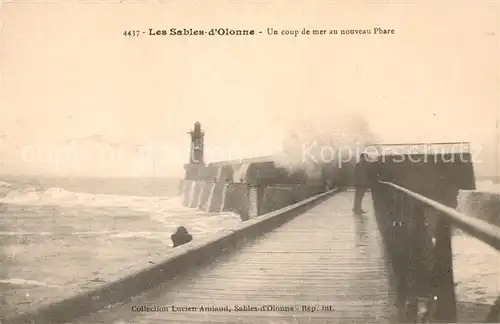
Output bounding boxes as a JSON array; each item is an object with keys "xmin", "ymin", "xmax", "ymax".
[{"xmin": 1, "ymin": 1, "xmax": 498, "ymax": 177}]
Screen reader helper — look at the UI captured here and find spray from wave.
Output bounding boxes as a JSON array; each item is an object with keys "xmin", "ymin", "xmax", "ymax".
[{"xmin": 272, "ymin": 112, "xmax": 379, "ymax": 177}]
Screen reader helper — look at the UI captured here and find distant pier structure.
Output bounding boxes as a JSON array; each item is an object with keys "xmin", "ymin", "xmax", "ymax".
[
  {"xmin": 184, "ymin": 122, "xmax": 205, "ymax": 180},
  {"xmin": 178, "ymin": 121, "xmax": 335, "ymax": 216}
]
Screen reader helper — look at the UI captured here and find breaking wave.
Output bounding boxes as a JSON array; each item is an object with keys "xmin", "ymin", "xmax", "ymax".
[{"xmin": 0, "ymin": 180, "xmax": 180, "ymax": 208}]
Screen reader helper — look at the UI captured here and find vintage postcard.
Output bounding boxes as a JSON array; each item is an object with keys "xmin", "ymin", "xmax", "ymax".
[{"xmin": 0, "ymin": 1, "xmax": 499, "ymax": 323}]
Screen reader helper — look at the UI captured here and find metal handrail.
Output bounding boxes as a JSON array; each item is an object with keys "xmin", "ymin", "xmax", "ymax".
[
  {"xmin": 366, "ymin": 142, "xmax": 470, "ymax": 147},
  {"xmin": 207, "ymin": 155, "xmax": 275, "ymax": 167},
  {"xmin": 379, "ymin": 181, "xmax": 500, "ymax": 252},
  {"xmin": 364, "ymin": 143, "xmax": 471, "ymax": 157},
  {"xmin": 379, "ymin": 180, "xmax": 500, "ymax": 322}
]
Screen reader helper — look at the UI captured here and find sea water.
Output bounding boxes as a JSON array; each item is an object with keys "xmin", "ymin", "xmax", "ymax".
[
  {"xmin": 0, "ymin": 176, "xmax": 241, "ymax": 315},
  {"xmin": 453, "ymin": 180, "xmax": 500, "ymax": 305}
]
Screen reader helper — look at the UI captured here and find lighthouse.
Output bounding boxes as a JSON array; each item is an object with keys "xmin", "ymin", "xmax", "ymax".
[{"xmin": 184, "ymin": 122, "xmax": 205, "ymax": 180}]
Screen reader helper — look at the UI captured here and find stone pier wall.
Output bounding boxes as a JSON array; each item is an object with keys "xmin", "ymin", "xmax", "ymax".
[
  {"xmin": 178, "ymin": 156, "xmax": 342, "ymax": 219},
  {"xmin": 178, "ymin": 179, "xmax": 325, "ymax": 219}
]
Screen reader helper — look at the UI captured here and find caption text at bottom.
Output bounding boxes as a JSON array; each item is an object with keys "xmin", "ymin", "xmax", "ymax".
[{"xmin": 132, "ymin": 305, "xmax": 335, "ymax": 313}]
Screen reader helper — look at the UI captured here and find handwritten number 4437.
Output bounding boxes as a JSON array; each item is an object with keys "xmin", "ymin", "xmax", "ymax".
[{"xmin": 124, "ymin": 30, "xmax": 140, "ymax": 37}]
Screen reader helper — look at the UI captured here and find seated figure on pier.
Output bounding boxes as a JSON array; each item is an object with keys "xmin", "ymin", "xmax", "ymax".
[{"xmin": 171, "ymin": 226, "xmax": 193, "ymax": 247}]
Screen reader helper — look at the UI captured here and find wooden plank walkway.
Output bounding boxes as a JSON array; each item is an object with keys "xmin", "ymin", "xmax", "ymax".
[{"xmin": 71, "ymin": 192, "xmax": 398, "ymax": 323}]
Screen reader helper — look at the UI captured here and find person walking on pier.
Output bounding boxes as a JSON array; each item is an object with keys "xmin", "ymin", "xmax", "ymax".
[{"xmin": 353, "ymin": 153, "xmax": 371, "ymax": 215}]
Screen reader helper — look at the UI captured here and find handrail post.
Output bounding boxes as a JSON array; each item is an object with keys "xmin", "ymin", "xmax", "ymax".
[
  {"xmin": 390, "ymin": 189, "xmax": 416, "ymax": 322},
  {"xmin": 403, "ymin": 194, "xmax": 419, "ymax": 323},
  {"xmin": 433, "ymin": 214, "xmax": 457, "ymax": 322},
  {"xmin": 412, "ymin": 200, "xmax": 436, "ymax": 323}
]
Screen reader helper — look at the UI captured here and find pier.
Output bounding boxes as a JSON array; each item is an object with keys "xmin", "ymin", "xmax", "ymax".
[{"xmin": 3, "ymin": 125, "xmax": 499, "ymax": 324}]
